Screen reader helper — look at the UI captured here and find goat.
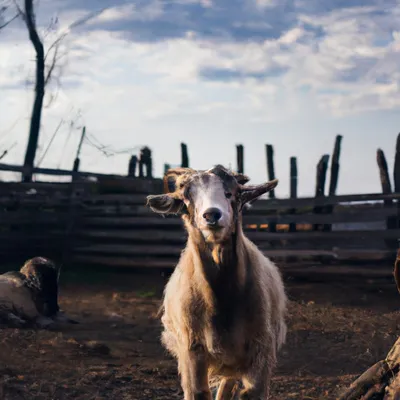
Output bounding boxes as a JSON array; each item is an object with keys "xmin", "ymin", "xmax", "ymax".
[
  {"xmin": 147, "ymin": 165, "xmax": 287, "ymax": 400},
  {"xmin": 0, "ymin": 257, "xmax": 78, "ymax": 328}
]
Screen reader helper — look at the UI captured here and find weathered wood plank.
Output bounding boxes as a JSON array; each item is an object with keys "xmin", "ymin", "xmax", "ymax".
[
  {"xmin": 0, "ymin": 212, "xmax": 70, "ymax": 224},
  {"xmin": 74, "ymin": 244, "xmax": 183, "ymax": 256},
  {"xmin": 75, "ymin": 229, "xmax": 187, "ymax": 242},
  {"xmin": 0, "ymin": 162, "xmax": 161, "ymax": 181},
  {"xmin": 263, "ymin": 248, "xmax": 393, "ymax": 260},
  {"xmin": 81, "ymin": 216, "xmax": 182, "ymax": 227},
  {"xmin": 244, "ymin": 207, "xmax": 395, "ymax": 224},
  {"xmin": 72, "ymin": 203, "xmax": 397, "ymax": 220},
  {"xmin": 6, "ymin": 191, "xmax": 394, "ymax": 210},
  {"xmin": 73, "ymin": 228, "xmax": 400, "ymax": 242},
  {"xmin": 76, "ymin": 208, "xmax": 394, "ymax": 228},
  {"xmin": 249, "ymin": 192, "xmax": 400, "ymax": 210},
  {"xmin": 72, "ymin": 243, "xmax": 393, "ymax": 260},
  {"xmin": 72, "ymin": 255, "xmax": 177, "ymax": 268},
  {"xmin": 280, "ymin": 265, "xmax": 394, "ymax": 278},
  {"xmin": 71, "ymin": 255, "xmax": 395, "ymax": 274}
]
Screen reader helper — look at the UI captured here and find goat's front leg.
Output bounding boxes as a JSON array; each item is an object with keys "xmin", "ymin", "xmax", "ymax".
[
  {"xmin": 179, "ymin": 344, "xmax": 212, "ymax": 400},
  {"xmin": 216, "ymin": 378, "xmax": 240, "ymax": 400}
]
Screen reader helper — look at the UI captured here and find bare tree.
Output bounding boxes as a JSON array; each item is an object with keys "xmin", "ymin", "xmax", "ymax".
[{"xmin": 11, "ymin": 0, "xmax": 66, "ymax": 182}]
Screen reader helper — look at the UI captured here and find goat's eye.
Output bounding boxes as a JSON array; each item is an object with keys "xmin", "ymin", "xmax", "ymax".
[{"xmin": 225, "ymin": 192, "xmax": 232, "ymax": 199}]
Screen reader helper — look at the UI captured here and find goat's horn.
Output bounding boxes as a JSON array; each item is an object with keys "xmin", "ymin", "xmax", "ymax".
[{"xmin": 240, "ymin": 179, "xmax": 278, "ymax": 204}]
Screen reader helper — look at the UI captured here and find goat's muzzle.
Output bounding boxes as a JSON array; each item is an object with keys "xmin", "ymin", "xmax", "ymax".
[{"xmin": 203, "ymin": 208, "xmax": 222, "ymax": 227}]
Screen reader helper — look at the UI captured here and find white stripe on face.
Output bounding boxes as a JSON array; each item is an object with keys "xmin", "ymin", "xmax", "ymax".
[{"xmin": 186, "ymin": 174, "xmax": 233, "ymax": 240}]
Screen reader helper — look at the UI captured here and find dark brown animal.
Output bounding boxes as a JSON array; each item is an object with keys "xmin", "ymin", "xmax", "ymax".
[
  {"xmin": 0, "ymin": 257, "xmax": 77, "ymax": 328},
  {"xmin": 147, "ymin": 165, "xmax": 287, "ymax": 400}
]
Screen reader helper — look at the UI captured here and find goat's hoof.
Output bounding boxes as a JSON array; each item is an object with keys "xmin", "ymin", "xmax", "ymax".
[{"xmin": 194, "ymin": 390, "xmax": 212, "ymax": 400}]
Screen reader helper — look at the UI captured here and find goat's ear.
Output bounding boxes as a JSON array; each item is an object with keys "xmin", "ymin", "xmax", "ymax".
[
  {"xmin": 146, "ymin": 194, "xmax": 185, "ymax": 215},
  {"xmin": 234, "ymin": 173, "xmax": 250, "ymax": 185},
  {"xmin": 239, "ymin": 179, "xmax": 278, "ymax": 204},
  {"xmin": 163, "ymin": 168, "xmax": 195, "ymax": 193}
]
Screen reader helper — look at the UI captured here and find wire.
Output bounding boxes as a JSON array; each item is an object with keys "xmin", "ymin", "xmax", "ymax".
[
  {"xmin": 37, "ymin": 119, "xmax": 64, "ymax": 167},
  {"xmin": 57, "ymin": 126, "xmax": 73, "ymax": 168},
  {"xmin": 83, "ymin": 131, "xmax": 146, "ymax": 157},
  {"xmin": 0, "ymin": 142, "xmax": 17, "ymax": 161}
]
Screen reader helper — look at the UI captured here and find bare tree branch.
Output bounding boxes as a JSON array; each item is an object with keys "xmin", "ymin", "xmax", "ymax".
[{"xmin": 0, "ymin": 12, "xmax": 19, "ymax": 30}]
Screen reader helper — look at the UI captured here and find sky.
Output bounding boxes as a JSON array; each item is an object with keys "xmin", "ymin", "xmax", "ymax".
[{"xmin": 0, "ymin": 0, "xmax": 399, "ymax": 197}]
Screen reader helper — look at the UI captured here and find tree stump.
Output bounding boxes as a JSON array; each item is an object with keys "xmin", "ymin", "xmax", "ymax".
[{"xmin": 337, "ymin": 250, "xmax": 400, "ymax": 400}]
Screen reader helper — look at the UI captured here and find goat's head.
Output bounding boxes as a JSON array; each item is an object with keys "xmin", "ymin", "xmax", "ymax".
[
  {"xmin": 20, "ymin": 256, "xmax": 65, "ymax": 320},
  {"xmin": 147, "ymin": 165, "xmax": 278, "ymax": 243}
]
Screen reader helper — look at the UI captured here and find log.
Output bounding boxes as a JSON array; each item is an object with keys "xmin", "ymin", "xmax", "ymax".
[
  {"xmin": 338, "ymin": 256, "xmax": 400, "ymax": 400},
  {"xmin": 337, "ymin": 361, "xmax": 390, "ymax": 400},
  {"xmin": 384, "ymin": 373, "xmax": 400, "ymax": 399}
]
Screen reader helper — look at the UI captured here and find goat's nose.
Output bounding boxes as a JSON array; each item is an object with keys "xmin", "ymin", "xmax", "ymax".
[{"xmin": 203, "ymin": 208, "xmax": 222, "ymax": 225}]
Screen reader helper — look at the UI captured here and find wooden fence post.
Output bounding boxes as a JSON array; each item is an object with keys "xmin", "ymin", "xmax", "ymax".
[
  {"xmin": 328, "ymin": 135, "xmax": 342, "ymax": 196},
  {"xmin": 181, "ymin": 143, "xmax": 189, "ymax": 168},
  {"xmin": 289, "ymin": 157, "xmax": 297, "ymax": 232},
  {"xmin": 266, "ymin": 144, "xmax": 276, "ymax": 199},
  {"xmin": 139, "ymin": 146, "xmax": 152, "ymax": 178},
  {"xmin": 313, "ymin": 154, "xmax": 330, "ymax": 231},
  {"xmin": 266, "ymin": 144, "xmax": 276, "ymax": 232},
  {"xmin": 377, "ymin": 149, "xmax": 393, "ymax": 203},
  {"xmin": 394, "ymin": 133, "xmax": 400, "ymax": 231},
  {"xmin": 128, "ymin": 155, "xmax": 138, "ymax": 177},
  {"xmin": 236, "ymin": 144, "xmax": 244, "ymax": 174},
  {"xmin": 324, "ymin": 134, "xmax": 343, "ymax": 231},
  {"xmin": 72, "ymin": 126, "xmax": 86, "ymax": 182},
  {"xmin": 377, "ymin": 148, "xmax": 395, "ymax": 248},
  {"xmin": 315, "ymin": 155, "xmax": 330, "ymax": 197}
]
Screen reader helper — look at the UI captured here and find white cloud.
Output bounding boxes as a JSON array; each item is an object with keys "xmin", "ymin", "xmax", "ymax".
[
  {"xmin": 1, "ymin": 1, "xmax": 399, "ymax": 195},
  {"xmin": 93, "ymin": 4, "xmax": 136, "ymax": 23}
]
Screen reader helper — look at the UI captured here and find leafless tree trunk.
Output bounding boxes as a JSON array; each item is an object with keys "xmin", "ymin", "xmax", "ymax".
[{"xmin": 20, "ymin": 0, "xmax": 45, "ymax": 182}]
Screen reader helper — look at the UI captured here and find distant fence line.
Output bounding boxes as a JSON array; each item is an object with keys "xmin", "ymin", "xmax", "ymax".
[
  {"xmin": 0, "ymin": 131, "xmax": 399, "ymax": 277},
  {"xmin": 0, "ymin": 180, "xmax": 399, "ymax": 278}
]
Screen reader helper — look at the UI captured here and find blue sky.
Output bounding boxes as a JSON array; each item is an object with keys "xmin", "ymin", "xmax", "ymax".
[{"xmin": 0, "ymin": 0, "xmax": 399, "ymax": 196}]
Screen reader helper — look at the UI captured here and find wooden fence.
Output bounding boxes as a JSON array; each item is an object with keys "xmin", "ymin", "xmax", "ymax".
[{"xmin": 1, "ymin": 180, "xmax": 398, "ymax": 276}]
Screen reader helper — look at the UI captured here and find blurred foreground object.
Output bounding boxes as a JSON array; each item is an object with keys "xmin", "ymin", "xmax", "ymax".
[{"xmin": 337, "ymin": 249, "xmax": 400, "ymax": 399}]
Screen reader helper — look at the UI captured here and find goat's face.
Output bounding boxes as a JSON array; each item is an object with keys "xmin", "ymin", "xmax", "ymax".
[{"xmin": 147, "ymin": 165, "xmax": 278, "ymax": 243}]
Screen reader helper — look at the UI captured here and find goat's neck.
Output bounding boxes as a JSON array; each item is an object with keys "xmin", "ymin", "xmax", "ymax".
[{"xmin": 186, "ymin": 222, "xmax": 246, "ymax": 290}]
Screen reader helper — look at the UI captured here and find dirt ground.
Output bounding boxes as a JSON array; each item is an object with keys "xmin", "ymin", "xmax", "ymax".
[{"xmin": 1, "ymin": 267, "xmax": 400, "ymax": 400}]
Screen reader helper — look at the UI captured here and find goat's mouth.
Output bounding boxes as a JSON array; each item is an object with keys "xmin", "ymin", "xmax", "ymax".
[{"xmin": 205, "ymin": 223, "xmax": 223, "ymax": 231}]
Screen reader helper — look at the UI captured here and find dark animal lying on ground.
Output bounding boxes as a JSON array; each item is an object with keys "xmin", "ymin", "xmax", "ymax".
[
  {"xmin": 0, "ymin": 257, "xmax": 78, "ymax": 328},
  {"xmin": 147, "ymin": 165, "xmax": 287, "ymax": 400}
]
